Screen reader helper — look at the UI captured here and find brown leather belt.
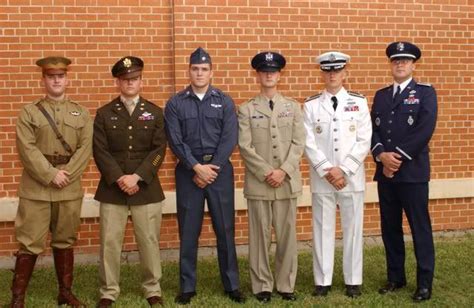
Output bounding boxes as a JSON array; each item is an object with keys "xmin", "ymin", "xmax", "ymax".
[{"xmin": 44, "ymin": 154, "xmax": 71, "ymax": 166}]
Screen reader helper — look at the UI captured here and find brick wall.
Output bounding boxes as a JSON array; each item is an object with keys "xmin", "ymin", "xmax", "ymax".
[{"xmin": 0, "ymin": 0, "xmax": 473, "ymax": 257}]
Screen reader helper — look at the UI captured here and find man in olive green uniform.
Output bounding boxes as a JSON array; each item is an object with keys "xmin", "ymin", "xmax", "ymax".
[
  {"xmin": 93, "ymin": 56, "xmax": 167, "ymax": 307},
  {"xmin": 238, "ymin": 52, "xmax": 305, "ymax": 303},
  {"xmin": 11, "ymin": 56, "xmax": 92, "ymax": 307}
]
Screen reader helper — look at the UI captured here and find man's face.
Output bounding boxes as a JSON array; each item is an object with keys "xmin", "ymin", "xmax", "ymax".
[
  {"xmin": 257, "ymin": 70, "xmax": 280, "ymax": 89},
  {"xmin": 42, "ymin": 71, "xmax": 68, "ymax": 98},
  {"xmin": 116, "ymin": 75, "xmax": 142, "ymax": 98},
  {"xmin": 390, "ymin": 58, "xmax": 415, "ymax": 83},
  {"xmin": 322, "ymin": 68, "xmax": 346, "ymax": 92},
  {"xmin": 189, "ymin": 63, "xmax": 212, "ymax": 90}
]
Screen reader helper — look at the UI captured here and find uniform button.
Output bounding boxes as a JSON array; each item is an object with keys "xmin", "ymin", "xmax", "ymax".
[
  {"xmin": 391, "ymin": 111, "xmax": 395, "ymax": 115},
  {"xmin": 334, "ymin": 128, "xmax": 338, "ymax": 132},
  {"xmin": 272, "ymin": 135, "xmax": 276, "ymax": 139},
  {"xmin": 388, "ymin": 120, "xmax": 392, "ymax": 124},
  {"xmin": 334, "ymin": 138, "xmax": 338, "ymax": 142},
  {"xmin": 387, "ymin": 139, "xmax": 392, "ymax": 143},
  {"xmin": 387, "ymin": 130, "xmax": 391, "ymax": 134},
  {"xmin": 273, "ymin": 145, "xmax": 277, "ymax": 148},
  {"xmin": 113, "ymin": 125, "xmax": 116, "ymax": 129},
  {"xmin": 272, "ymin": 125, "xmax": 276, "ymax": 128},
  {"xmin": 144, "ymin": 126, "xmax": 148, "ymax": 129},
  {"xmin": 273, "ymin": 156, "xmax": 277, "ymax": 159},
  {"xmin": 54, "ymin": 151, "xmax": 58, "ymax": 154},
  {"xmin": 333, "ymin": 118, "xmax": 337, "ymax": 122},
  {"xmin": 128, "ymin": 126, "xmax": 133, "ymax": 130},
  {"xmin": 335, "ymin": 148, "xmax": 339, "ymax": 151},
  {"xmin": 129, "ymin": 145, "xmax": 133, "ymax": 149},
  {"xmin": 56, "ymin": 108, "xmax": 60, "ymax": 112},
  {"xmin": 129, "ymin": 136, "xmax": 133, "ymax": 139},
  {"xmin": 56, "ymin": 121, "xmax": 59, "ymax": 125}
]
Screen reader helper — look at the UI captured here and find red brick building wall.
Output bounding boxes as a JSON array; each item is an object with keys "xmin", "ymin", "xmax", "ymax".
[{"xmin": 0, "ymin": 0, "xmax": 473, "ymax": 257}]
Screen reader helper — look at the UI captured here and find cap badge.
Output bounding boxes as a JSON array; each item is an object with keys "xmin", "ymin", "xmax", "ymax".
[
  {"xmin": 123, "ymin": 58, "xmax": 132, "ymax": 68},
  {"xmin": 329, "ymin": 53, "xmax": 336, "ymax": 62},
  {"xmin": 201, "ymin": 56, "xmax": 206, "ymax": 61},
  {"xmin": 408, "ymin": 115, "xmax": 414, "ymax": 126},
  {"xmin": 397, "ymin": 42, "xmax": 405, "ymax": 51},
  {"xmin": 265, "ymin": 52, "xmax": 273, "ymax": 62}
]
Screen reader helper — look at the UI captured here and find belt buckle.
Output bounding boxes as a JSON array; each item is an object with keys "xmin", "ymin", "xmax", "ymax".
[{"xmin": 203, "ymin": 154, "xmax": 213, "ymax": 163}]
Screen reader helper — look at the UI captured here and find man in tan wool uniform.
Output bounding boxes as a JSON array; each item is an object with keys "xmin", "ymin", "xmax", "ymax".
[
  {"xmin": 238, "ymin": 51, "xmax": 305, "ymax": 303},
  {"xmin": 11, "ymin": 56, "xmax": 92, "ymax": 307}
]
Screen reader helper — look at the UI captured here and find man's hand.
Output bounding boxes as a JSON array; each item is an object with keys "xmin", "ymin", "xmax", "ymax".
[
  {"xmin": 117, "ymin": 174, "xmax": 141, "ymax": 193},
  {"xmin": 378, "ymin": 152, "xmax": 402, "ymax": 173},
  {"xmin": 383, "ymin": 166, "xmax": 395, "ymax": 178},
  {"xmin": 193, "ymin": 174, "xmax": 208, "ymax": 189},
  {"xmin": 324, "ymin": 167, "xmax": 345, "ymax": 184},
  {"xmin": 265, "ymin": 169, "xmax": 287, "ymax": 188},
  {"xmin": 332, "ymin": 177, "xmax": 347, "ymax": 191},
  {"xmin": 123, "ymin": 185, "xmax": 140, "ymax": 195},
  {"xmin": 193, "ymin": 164, "xmax": 220, "ymax": 184},
  {"xmin": 51, "ymin": 169, "xmax": 70, "ymax": 188}
]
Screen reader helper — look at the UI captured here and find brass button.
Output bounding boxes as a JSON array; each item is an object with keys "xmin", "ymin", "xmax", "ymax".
[
  {"xmin": 129, "ymin": 145, "xmax": 133, "ymax": 149},
  {"xmin": 129, "ymin": 136, "xmax": 133, "ymax": 139},
  {"xmin": 387, "ymin": 139, "xmax": 392, "ymax": 143},
  {"xmin": 113, "ymin": 125, "xmax": 116, "ymax": 129},
  {"xmin": 128, "ymin": 126, "xmax": 133, "ymax": 130}
]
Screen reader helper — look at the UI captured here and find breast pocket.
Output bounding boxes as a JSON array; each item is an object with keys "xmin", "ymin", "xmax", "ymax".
[
  {"xmin": 135, "ymin": 120, "xmax": 154, "ymax": 148},
  {"xmin": 400, "ymin": 104, "xmax": 420, "ymax": 126},
  {"xmin": 312, "ymin": 114, "xmax": 331, "ymax": 139},
  {"xmin": 278, "ymin": 118, "xmax": 293, "ymax": 141},
  {"xmin": 205, "ymin": 107, "xmax": 223, "ymax": 132},
  {"xmin": 250, "ymin": 119, "xmax": 269, "ymax": 144},
  {"xmin": 63, "ymin": 115, "xmax": 86, "ymax": 150},
  {"xmin": 104, "ymin": 121, "xmax": 126, "ymax": 152},
  {"xmin": 342, "ymin": 111, "xmax": 357, "ymax": 140}
]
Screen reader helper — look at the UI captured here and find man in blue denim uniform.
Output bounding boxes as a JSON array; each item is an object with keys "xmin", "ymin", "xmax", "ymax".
[
  {"xmin": 164, "ymin": 47, "xmax": 244, "ymax": 305},
  {"xmin": 371, "ymin": 41, "xmax": 437, "ymax": 302}
]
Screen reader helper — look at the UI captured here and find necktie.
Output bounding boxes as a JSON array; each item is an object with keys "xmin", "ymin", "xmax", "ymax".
[
  {"xmin": 269, "ymin": 100, "xmax": 274, "ymax": 111},
  {"xmin": 125, "ymin": 100, "xmax": 136, "ymax": 115},
  {"xmin": 331, "ymin": 96, "xmax": 338, "ymax": 111},
  {"xmin": 393, "ymin": 85, "xmax": 401, "ymax": 103}
]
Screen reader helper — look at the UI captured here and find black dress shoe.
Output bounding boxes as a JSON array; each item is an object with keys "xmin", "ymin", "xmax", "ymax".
[
  {"xmin": 97, "ymin": 298, "xmax": 114, "ymax": 308},
  {"xmin": 174, "ymin": 292, "xmax": 196, "ymax": 305},
  {"xmin": 345, "ymin": 285, "xmax": 362, "ymax": 298},
  {"xmin": 412, "ymin": 288, "xmax": 431, "ymax": 302},
  {"xmin": 226, "ymin": 289, "xmax": 246, "ymax": 303},
  {"xmin": 255, "ymin": 291, "xmax": 272, "ymax": 303},
  {"xmin": 312, "ymin": 285, "xmax": 331, "ymax": 297},
  {"xmin": 378, "ymin": 281, "xmax": 406, "ymax": 294},
  {"xmin": 147, "ymin": 296, "xmax": 163, "ymax": 306},
  {"xmin": 277, "ymin": 292, "xmax": 297, "ymax": 301}
]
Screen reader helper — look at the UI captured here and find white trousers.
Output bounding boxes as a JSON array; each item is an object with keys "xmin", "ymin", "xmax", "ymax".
[{"xmin": 311, "ymin": 191, "xmax": 364, "ymax": 286}]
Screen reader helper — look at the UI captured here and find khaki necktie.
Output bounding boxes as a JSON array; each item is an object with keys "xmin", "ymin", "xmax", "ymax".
[{"xmin": 125, "ymin": 100, "xmax": 136, "ymax": 115}]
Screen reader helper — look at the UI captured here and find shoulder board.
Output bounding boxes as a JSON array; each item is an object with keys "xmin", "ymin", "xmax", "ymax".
[
  {"xmin": 417, "ymin": 82, "xmax": 432, "ymax": 87},
  {"xmin": 348, "ymin": 91, "xmax": 365, "ymax": 98},
  {"xmin": 304, "ymin": 93, "xmax": 321, "ymax": 102}
]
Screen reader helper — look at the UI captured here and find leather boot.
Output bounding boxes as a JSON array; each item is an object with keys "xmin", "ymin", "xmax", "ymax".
[
  {"xmin": 10, "ymin": 253, "xmax": 37, "ymax": 308},
  {"xmin": 53, "ymin": 248, "xmax": 85, "ymax": 307}
]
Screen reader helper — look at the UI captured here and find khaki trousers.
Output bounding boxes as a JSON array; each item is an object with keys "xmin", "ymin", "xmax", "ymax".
[
  {"xmin": 15, "ymin": 198, "xmax": 82, "ymax": 255},
  {"xmin": 99, "ymin": 202, "xmax": 163, "ymax": 300},
  {"xmin": 247, "ymin": 198, "xmax": 298, "ymax": 294}
]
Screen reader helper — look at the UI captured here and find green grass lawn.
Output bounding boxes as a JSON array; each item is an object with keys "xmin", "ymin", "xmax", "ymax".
[{"xmin": 1, "ymin": 234, "xmax": 473, "ymax": 307}]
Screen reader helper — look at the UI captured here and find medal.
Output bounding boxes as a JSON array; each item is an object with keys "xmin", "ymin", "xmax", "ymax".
[
  {"xmin": 375, "ymin": 117, "xmax": 381, "ymax": 126},
  {"xmin": 408, "ymin": 115, "xmax": 414, "ymax": 125},
  {"xmin": 349, "ymin": 124, "xmax": 356, "ymax": 132},
  {"xmin": 315, "ymin": 125, "xmax": 322, "ymax": 134}
]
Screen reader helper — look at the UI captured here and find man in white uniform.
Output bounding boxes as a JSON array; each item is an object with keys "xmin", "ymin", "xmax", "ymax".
[{"xmin": 304, "ymin": 51, "xmax": 372, "ymax": 298}]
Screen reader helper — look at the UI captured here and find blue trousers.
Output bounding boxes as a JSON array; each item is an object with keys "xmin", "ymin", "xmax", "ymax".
[
  {"xmin": 175, "ymin": 161, "xmax": 240, "ymax": 293},
  {"xmin": 378, "ymin": 182, "xmax": 435, "ymax": 289}
]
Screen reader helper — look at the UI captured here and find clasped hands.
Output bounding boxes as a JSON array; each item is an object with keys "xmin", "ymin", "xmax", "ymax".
[
  {"xmin": 378, "ymin": 152, "xmax": 402, "ymax": 178},
  {"xmin": 51, "ymin": 169, "xmax": 70, "ymax": 189},
  {"xmin": 192, "ymin": 163, "xmax": 220, "ymax": 189},
  {"xmin": 265, "ymin": 169, "xmax": 287, "ymax": 188},
  {"xmin": 324, "ymin": 166, "xmax": 346, "ymax": 191},
  {"xmin": 117, "ymin": 173, "xmax": 141, "ymax": 195}
]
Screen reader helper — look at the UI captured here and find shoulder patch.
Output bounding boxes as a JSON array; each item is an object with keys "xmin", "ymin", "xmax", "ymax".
[
  {"xmin": 417, "ymin": 82, "xmax": 432, "ymax": 87},
  {"xmin": 304, "ymin": 93, "xmax": 321, "ymax": 102},
  {"xmin": 348, "ymin": 91, "xmax": 365, "ymax": 98}
]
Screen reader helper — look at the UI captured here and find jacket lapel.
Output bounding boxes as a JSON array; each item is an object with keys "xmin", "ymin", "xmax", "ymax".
[{"xmin": 253, "ymin": 94, "xmax": 273, "ymax": 118}]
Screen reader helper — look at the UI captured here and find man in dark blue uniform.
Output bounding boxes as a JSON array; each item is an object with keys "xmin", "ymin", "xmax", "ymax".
[
  {"xmin": 164, "ymin": 47, "xmax": 245, "ymax": 305},
  {"xmin": 371, "ymin": 41, "xmax": 437, "ymax": 302}
]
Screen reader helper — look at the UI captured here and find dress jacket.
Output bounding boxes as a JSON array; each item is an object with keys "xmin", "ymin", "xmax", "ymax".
[
  {"xmin": 93, "ymin": 97, "xmax": 166, "ymax": 205},
  {"xmin": 16, "ymin": 97, "xmax": 92, "ymax": 201},
  {"xmin": 371, "ymin": 79, "xmax": 437, "ymax": 183},
  {"xmin": 304, "ymin": 88, "xmax": 372, "ymax": 193},
  {"xmin": 238, "ymin": 93, "xmax": 305, "ymax": 200}
]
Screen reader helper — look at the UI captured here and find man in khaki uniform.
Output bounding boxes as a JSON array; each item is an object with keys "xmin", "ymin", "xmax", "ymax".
[
  {"xmin": 11, "ymin": 56, "xmax": 92, "ymax": 307},
  {"xmin": 238, "ymin": 51, "xmax": 305, "ymax": 303},
  {"xmin": 93, "ymin": 56, "xmax": 167, "ymax": 307}
]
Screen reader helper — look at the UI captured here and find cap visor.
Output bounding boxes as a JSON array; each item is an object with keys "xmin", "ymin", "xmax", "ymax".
[{"xmin": 117, "ymin": 70, "xmax": 142, "ymax": 79}]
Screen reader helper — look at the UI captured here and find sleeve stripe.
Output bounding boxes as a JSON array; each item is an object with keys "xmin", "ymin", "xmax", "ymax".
[
  {"xmin": 348, "ymin": 154, "xmax": 361, "ymax": 165},
  {"xmin": 371, "ymin": 143, "xmax": 383, "ymax": 153},
  {"xmin": 314, "ymin": 159, "xmax": 328, "ymax": 170},
  {"xmin": 395, "ymin": 146, "xmax": 413, "ymax": 160}
]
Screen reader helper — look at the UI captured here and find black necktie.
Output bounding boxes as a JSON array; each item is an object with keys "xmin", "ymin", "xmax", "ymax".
[
  {"xmin": 393, "ymin": 85, "xmax": 401, "ymax": 103},
  {"xmin": 269, "ymin": 100, "xmax": 274, "ymax": 110},
  {"xmin": 331, "ymin": 96, "xmax": 338, "ymax": 111}
]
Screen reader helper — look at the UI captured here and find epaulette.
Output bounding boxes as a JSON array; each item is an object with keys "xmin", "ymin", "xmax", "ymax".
[
  {"xmin": 417, "ymin": 82, "xmax": 432, "ymax": 87},
  {"xmin": 304, "ymin": 93, "xmax": 322, "ymax": 102},
  {"xmin": 348, "ymin": 91, "xmax": 365, "ymax": 99}
]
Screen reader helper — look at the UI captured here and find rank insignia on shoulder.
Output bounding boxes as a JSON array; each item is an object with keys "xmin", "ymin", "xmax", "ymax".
[
  {"xmin": 110, "ymin": 116, "xmax": 118, "ymax": 121},
  {"xmin": 138, "ymin": 111, "xmax": 154, "ymax": 121},
  {"xmin": 348, "ymin": 91, "xmax": 365, "ymax": 99},
  {"xmin": 305, "ymin": 93, "xmax": 321, "ymax": 102},
  {"xmin": 70, "ymin": 111, "xmax": 81, "ymax": 116},
  {"xmin": 418, "ymin": 82, "xmax": 432, "ymax": 87}
]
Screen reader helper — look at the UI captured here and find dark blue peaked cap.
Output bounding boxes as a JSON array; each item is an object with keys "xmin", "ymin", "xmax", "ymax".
[{"xmin": 386, "ymin": 41, "xmax": 421, "ymax": 61}]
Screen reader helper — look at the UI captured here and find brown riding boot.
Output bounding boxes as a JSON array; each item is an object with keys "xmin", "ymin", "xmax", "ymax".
[
  {"xmin": 53, "ymin": 248, "xmax": 85, "ymax": 307},
  {"xmin": 10, "ymin": 253, "xmax": 37, "ymax": 308}
]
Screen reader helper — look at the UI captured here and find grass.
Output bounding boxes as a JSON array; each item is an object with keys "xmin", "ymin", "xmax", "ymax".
[{"xmin": 1, "ymin": 234, "xmax": 473, "ymax": 307}]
